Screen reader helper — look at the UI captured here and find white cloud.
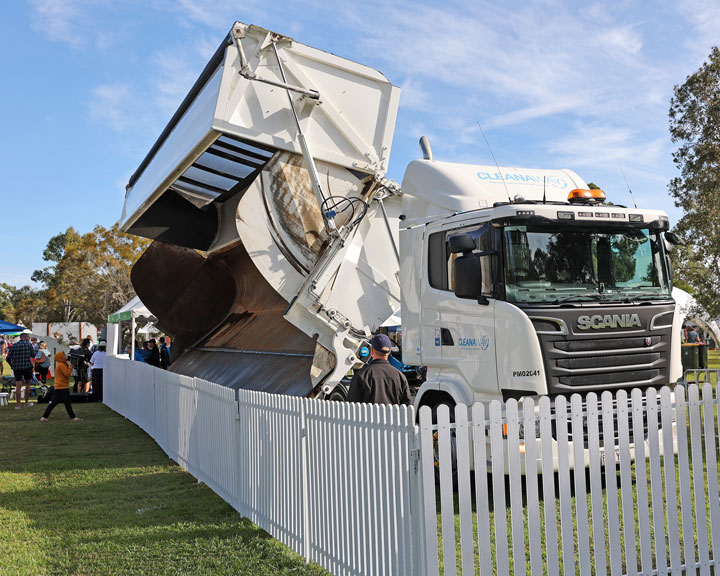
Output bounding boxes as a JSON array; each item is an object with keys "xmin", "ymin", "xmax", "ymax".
[
  {"xmin": 29, "ymin": 0, "xmax": 129, "ymax": 49},
  {"xmin": 150, "ymin": 50, "xmax": 203, "ymax": 118},
  {"xmin": 87, "ymin": 83, "xmax": 133, "ymax": 133},
  {"xmin": 546, "ymin": 122, "xmax": 667, "ymax": 172},
  {"xmin": 29, "ymin": 0, "xmax": 88, "ymax": 45},
  {"xmin": 84, "ymin": 35, "xmax": 213, "ymax": 138},
  {"xmin": 580, "ymin": 3, "xmax": 614, "ymax": 25},
  {"xmin": 399, "ymin": 77, "xmax": 431, "ymax": 111},
  {"xmin": 483, "ymin": 97, "xmax": 589, "ymax": 129},
  {"xmin": 598, "ymin": 25, "xmax": 644, "ymax": 59},
  {"xmin": 170, "ymin": 0, "xmax": 269, "ymax": 30},
  {"xmin": 194, "ymin": 35, "xmax": 222, "ymax": 61},
  {"xmin": 336, "ymin": 0, "xmax": 664, "ymax": 130},
  {"xmin": 672, "ymin": 0, "xmax": 720, "ymax": 59}
]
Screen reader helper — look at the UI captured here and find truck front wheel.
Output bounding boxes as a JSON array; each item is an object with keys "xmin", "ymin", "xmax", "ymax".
[{"xmin": 326, "ymin": 381, "xmax": 349, "ymax": 401}]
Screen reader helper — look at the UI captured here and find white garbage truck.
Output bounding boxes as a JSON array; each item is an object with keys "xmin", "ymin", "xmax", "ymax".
[{"xmin": 120, "ymin": 22, "xmax": 683, "ymax": 427}]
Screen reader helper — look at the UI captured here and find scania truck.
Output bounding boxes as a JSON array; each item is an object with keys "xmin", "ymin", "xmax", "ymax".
[{"xmin": 118, "ymin": 21, "xmax": 682, "ymax": 439}]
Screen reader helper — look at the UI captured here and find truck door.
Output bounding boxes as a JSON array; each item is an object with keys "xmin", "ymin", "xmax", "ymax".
[
  {"xmin": 426, "ymin": 223, "xmax": 499, "ymax": 399},
  {"xmin": 421, "ymin": 229, "xmax": 444, "ymax": 377}
]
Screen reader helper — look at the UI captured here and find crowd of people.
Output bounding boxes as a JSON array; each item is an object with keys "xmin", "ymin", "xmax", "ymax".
[
  {"xmin": 2, "ymin": 325, "xmax": 414, "ymax": 418},
  {"xmin": 1, "ymin": 332, "xmax": 112, "ymax": 421},
  {"xmin": 681, "ymin": 323, "xmax": 719, "ymax": 347},
  {"xmin": 124, "ymin": 336, "xmax": 172, "ymax": 369}
]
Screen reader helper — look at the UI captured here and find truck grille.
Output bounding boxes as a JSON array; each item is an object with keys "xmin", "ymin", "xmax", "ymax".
[
  {"xmin": 534, "ymin": 314, "xmax": 673, "ymax": 395},
  {"xmin": 524, "ymin": 303, "xmax": 675, "ymax": 448},
  {"xmin": 554, "ymin": 336, "xmax": 660, "ymax": 353}
]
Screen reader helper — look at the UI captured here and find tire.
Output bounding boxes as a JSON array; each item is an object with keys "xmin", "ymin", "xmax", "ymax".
[{"xmin": 326, "ymin": 382, "xmax": 349, "ymax": 401}]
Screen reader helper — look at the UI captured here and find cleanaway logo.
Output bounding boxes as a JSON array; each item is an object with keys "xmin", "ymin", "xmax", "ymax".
[{"xmin": 476, "ymin": 172, "xmax": 569, "ymax": 189}]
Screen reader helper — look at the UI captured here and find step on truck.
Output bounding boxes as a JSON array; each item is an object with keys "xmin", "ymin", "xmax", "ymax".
[{"xmin": 119, "ymin": 21, "xmax": 683, "ymax": 469}]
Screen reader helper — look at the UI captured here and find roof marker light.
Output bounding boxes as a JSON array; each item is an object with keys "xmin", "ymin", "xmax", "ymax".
[{"xmin": 568, "ymin": 188, "xmax": 606, "ymax": 204}]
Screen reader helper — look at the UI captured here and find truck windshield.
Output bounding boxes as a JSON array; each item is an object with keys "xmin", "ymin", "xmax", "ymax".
[{"xmin": 503, "ymin": 225, "xmax": 672, "ymax": 304}]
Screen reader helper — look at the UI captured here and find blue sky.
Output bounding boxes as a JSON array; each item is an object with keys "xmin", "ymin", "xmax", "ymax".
[{"xmin": 1, "ymin": 0, "xmax": 718, "ymax": 288}]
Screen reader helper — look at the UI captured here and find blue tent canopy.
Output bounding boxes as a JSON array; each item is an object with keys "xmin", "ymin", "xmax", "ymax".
[{"xmin": 0, "ymin": 319, "xmax": 25, "ymax": 334}]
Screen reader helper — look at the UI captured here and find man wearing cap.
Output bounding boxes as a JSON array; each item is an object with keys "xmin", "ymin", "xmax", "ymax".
[
  {"xmin": 6, "ymin": 333, "xmax": 36, "ymax": 408},
  {"xmin": 347, "ymin": 333, "xmax": 411, "ymax": 405}
]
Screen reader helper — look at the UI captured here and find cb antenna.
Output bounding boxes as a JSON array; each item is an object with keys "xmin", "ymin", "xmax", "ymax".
[
  {"xmin": 477, "ymin": 122, "xmax": 512, "ymax": 203},
  {"xmin": 543, "ymin": 176, "xmax": 547, "ymax": 204},
  {"xmin": 618, "ymin": 163, "xmax": 638, "ymax": 209}
]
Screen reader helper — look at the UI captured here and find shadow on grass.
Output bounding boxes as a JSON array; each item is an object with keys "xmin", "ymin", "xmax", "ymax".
[
  {"xmin": 0, "ymin": 469, "xmax": 242, "ymax": 531},
  {"xmin": 0, "ymin": 402, "xmax": 168, "ymax": 473},
  {"xmin": 0, "ymin": 402, "xmax": 329, "ymax": 576}
]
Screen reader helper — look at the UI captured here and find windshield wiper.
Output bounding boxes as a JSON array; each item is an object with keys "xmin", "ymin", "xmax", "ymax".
[
  {"xmin": 616, "ymin": 287, "xmax": 670, "ymax": 299},
  {"xmin": 629, "ymin": 293, "xmax": 669, "ymax": 301},
  {"xmin": 555, "ymin": 292, "xmax": 605, "ymax": 303}
]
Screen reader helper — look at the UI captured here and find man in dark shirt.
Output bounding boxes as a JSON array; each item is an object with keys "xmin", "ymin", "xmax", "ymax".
[
  {"xmin": 146, "ymin": 339, "xmax": 161, "ymax": 368},
  {"xmin": 347, "ymin": 334, "xmax": 411, "ymax": 406},
  {"xmin": 6, "ymin": 333, "xmax": 36, "ymax": 408},
  {"xmin": 159, "ymin": 336, "xmax": 171, "ymax": 369}
]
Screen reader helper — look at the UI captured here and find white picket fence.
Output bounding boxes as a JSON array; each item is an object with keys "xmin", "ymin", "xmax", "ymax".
[
  {"xmin": 104, "ymin": 357, "xmax": 720, "ymax": 576},
  {"xmin": 423, "ymin": 382, "xmax": 720, "ymax": 576},
  {"xmin": 104, "ymin": 356, "xmax": 420, "ymax": 576}
]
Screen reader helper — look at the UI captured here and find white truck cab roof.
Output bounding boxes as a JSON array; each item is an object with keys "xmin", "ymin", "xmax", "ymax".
[{"xmin": 400, "ymin": 159, "xmax": 589, "ymax": 220}]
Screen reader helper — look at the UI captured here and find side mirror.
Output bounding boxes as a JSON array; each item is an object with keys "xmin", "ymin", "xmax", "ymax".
[
  {"xmin": 454, "ymin": 253, "xmax": 484, "ymax": 300},
  {"xmin": 448, "ymin": 233, "xmax": 476, "ymax": 254},
  {"xmin": 449, "ymin": 234, "xmax": 489, "ymax": 304},
  {"xmin": 664, "ymin": 231, "xmax": 685, "ymax": 246}
]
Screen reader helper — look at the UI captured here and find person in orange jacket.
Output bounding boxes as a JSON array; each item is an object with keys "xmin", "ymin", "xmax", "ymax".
[{"xmin": 40, "ymin": 351, "xmax": 81, "ymax": 422}]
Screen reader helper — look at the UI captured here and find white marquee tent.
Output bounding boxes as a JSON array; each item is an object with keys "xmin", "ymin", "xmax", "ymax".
[
  {"xmin": 673, "ymin": 287, "xmax": 720, "ymax": 345},
  {"xmin": 106, "ymin": 296, "xmax": 157, "ymax": 357}
]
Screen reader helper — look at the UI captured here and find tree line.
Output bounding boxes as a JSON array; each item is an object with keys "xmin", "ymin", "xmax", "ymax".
[
  {"xmin": 0, "ymin": 225, "xmax": 150, "ymax": 328},
  {"xmin": 669, "ymin": 47, "xmax": 720, "ymax": 317}
]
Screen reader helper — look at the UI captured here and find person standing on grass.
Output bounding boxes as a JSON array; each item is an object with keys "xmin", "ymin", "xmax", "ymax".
[
  {"xmin": 159, "ymin": 336, "xmax": 171, "ymax": 369},
  {"xmin": 687, "ymin": 326, "xmax": 703, "ymax": 344},
  {"xmin": 89, "ymin": 341, "xmax": 106, "ymax": 403},
  {"xmin": 0, "ymin": 336, "xmax": 6, "ymax": 377},
  {"xmin": 146, "ymin": 338, "xmax": 160, "ymax": 368},
  {"xmin": 34, "ymin": 341, "xmax": 51, "ymax": 384},
  {"xmin": 78, "ymin": 338, "xmax": 93, "ymax": 392},
  {"xmin": 40, "ymin": 351, "xmax": 80, "ymax": 422},
  {"xmin": 6, "ymin": 333, "xmax": 36, "ymax": 408},
  {"xmin": 347, "ymin": 333, "xmax": 411, "ymax": 405}
]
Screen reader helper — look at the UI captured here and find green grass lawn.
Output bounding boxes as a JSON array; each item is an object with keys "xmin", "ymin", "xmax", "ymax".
[
  {"xmin": 684, "ymin": 347, "xmax": 720, "ymax": 384},
  {"xmin": 0, "ymin": 402, "xmax": 329, "ymax": 576},
  {"xmin": 707, "ymin": 348, "xmax": 720, "ymax": 369}
]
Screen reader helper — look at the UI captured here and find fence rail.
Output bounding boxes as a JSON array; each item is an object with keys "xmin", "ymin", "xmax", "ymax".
[{"xmin": 105, "ymin": 358, "xmax": 720, "ymax": 576}]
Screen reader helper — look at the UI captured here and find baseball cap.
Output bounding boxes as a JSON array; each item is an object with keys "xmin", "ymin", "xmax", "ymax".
[{"xmin": 369, "ymin": 334, "xmax": 392, "ymax": 353}]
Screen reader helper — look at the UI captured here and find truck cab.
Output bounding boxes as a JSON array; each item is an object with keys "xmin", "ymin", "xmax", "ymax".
[{"xmin": 399, "ymin": 159, "xmax": 682, "ymax": 414}]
